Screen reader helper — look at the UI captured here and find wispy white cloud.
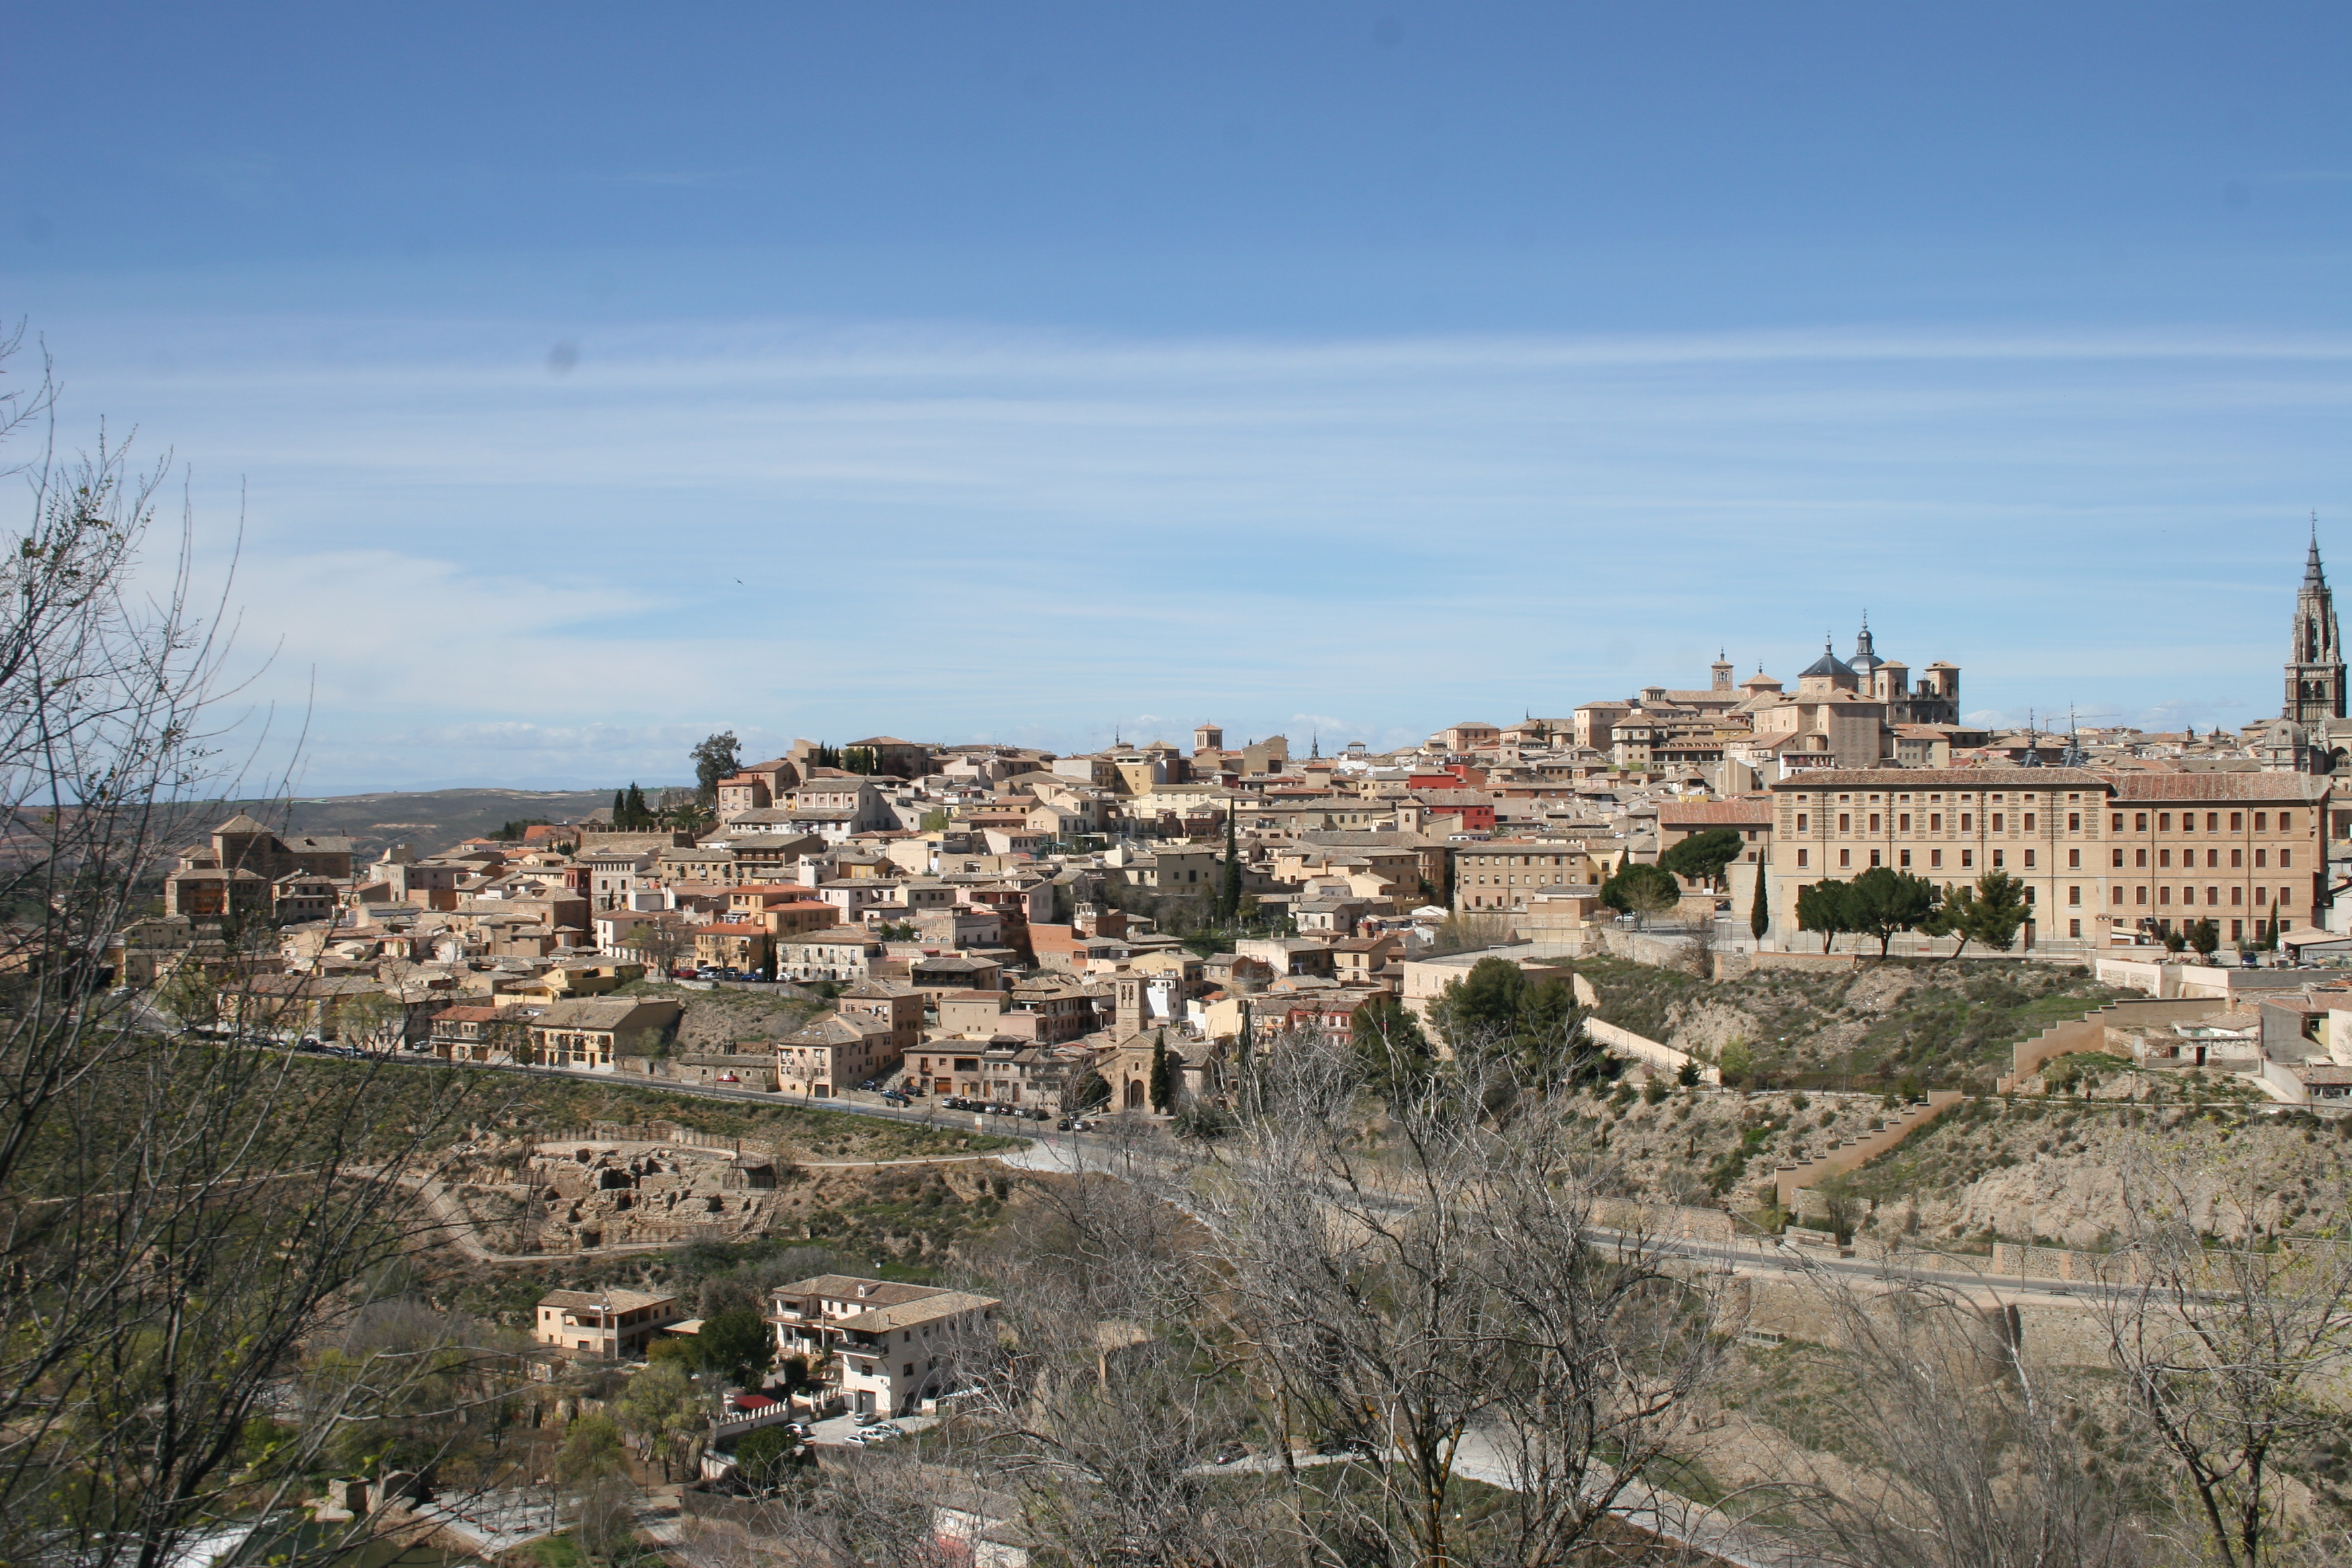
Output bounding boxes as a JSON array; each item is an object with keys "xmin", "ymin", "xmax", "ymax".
[{"xmin": 49, "ymin": 315, "xmax": 2352, "ymax": 787}]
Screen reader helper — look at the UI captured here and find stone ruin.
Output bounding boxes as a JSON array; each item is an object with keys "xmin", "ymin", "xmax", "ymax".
[{"xmin": 526, "ymin": 1139, "xmax": 783, "ymax": 1253}]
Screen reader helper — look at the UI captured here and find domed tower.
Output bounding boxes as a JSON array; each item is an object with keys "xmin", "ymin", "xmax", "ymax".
[{"xmin": 2285, "ymin": 521, "xmax": 2345, "ymax": 725}]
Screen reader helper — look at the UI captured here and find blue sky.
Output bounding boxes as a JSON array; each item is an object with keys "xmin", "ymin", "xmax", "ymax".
[{"xmin": 5, "ymin": 3, "xmax": 2348, "ymax": 791}]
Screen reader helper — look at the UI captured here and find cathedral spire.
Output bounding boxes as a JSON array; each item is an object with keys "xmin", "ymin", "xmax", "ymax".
[{"xmin": 2286, "ymin": 518, "xmax": 2345, "ymax": 728}]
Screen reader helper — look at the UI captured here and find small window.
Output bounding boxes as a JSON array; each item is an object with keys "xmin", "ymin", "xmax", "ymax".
[
  {"xmin": 1930, "ymin": 848, "xmax": 1942, "ymax": 868},
  {"xmin": 1992, "ymin": 814, "xmax": 2005, "ymax": 832},
  {"xmin": 2069, "ymin": 918, "xmax": 2081, "ymax": 937},
  {"xmin": 2068, "ymin": 848, "xmax": 2081, "ymax": 868},
  {"xmin": 2112, "ymin": 813, "xmax": 2124, "ymax": 831},
  {"xmin": 1961, "ymin": 849, "xmax": 1974, "ymax": 869},
  {"xmin": 1796, "ymin": 848, "xmax": 1809, "ymax": 868},
  {"xmin": 2067, "ymin": 813, "xmax": 2080, "ymax": 832},
  {"xmin": 1839, "ymin": 849, "xmax": 1852, "ymax": 868},
  {"xmin": 2024, "ymin": 813, "xmax": 2037, "ymax": 832},
  {"xmin": 2282, "ymin": 849, "xmax": 2293, "ymax": 869},
  {"xmin": 1795, "ymin": 813, "xmax": 1809, "ymax": 831},
  {"xmin": 1992, "ymin": 849, "xmax": 2005, "ymax": 869},
  {"xmin": 2135, "ymin": 813, "xmax": 2148, "ymax": 831},
  {"xmin": 1960, "ymin": 813, "xmax": 1973, "ymax": 830},
  {"xmin": 2281, "ymin": 812, "xmax": 2294, "ymax": 832},
  {"xmin": 1929, "ymin": 813, "xmax": 1942, "ymax": 831},
  {"xmin": 2158, "ymin": 813, "xmax": 2171, "ymax": 831},
  {"xmin": 1869, "ymin": 813, "xmax": 1881, "ymax": 832},
  {"xmin": 2230, "ymin": 812, "xmax": 2243, "ymax": 830},
  {"xmin": 2024, "ymin": 849, "xmax": 2036, "ymax": 868},
  {"xmin": 1898, "ymin": 813, "xmax": 1910, "ymax": 831},
  {"xmin": 2255, "ymin": 812, "xmax": 2268, "ymax": 831}
]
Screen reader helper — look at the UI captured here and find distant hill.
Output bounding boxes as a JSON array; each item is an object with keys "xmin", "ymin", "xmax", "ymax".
[{"xmin": 195, "ymin": 787, "xmax": 652, "ymax": 861}]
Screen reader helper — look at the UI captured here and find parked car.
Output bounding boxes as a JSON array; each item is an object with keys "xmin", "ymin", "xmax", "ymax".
[
  {"xmin": 1020, "ymin": 1107, "xmax": 1048, "ymax": 1121},
  {"xmin": 1056, "ymin": 1118, "xmax": 1075, "ymax": 1131},
  {"xmin": 1315, "ymin": 1437, "xmax": 1373, "ymax": 1459},
  {"xmin": 1213, "ymin": 1444, "xmax": 1249, "ymax": 1466},
  {"xmin": 854, "ymin": 1411, "xmax": 881, "ymax": 1427},
  {"xmin": 881, "ymin": 1091, "xmax": 910, "ymax": 1106}
]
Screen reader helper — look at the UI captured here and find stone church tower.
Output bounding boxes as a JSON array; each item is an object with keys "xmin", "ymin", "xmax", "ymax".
[{"xmin": 2285, "ymin": 524, "xmax": 2345, "ymax": 726}]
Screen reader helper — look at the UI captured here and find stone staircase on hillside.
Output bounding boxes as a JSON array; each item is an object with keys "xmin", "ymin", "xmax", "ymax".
[
  {"xmin": 1771, "ymin": 1091, "xmax": 1965, "ymax": 1211},
  {"xmin": 1997, "ymin": 996, "xmax": 2227, "ymax": 1093}
]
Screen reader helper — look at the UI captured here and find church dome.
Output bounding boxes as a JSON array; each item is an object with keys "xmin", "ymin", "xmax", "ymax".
[{"xmin": 1799, "ymin": 640, "xmax": 1855, "ymax": 680}]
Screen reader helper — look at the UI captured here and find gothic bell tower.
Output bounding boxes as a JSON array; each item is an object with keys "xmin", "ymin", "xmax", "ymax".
[{"xmin": 2285, "ymin": 519, "xmax": 2346, "ymax": 724}]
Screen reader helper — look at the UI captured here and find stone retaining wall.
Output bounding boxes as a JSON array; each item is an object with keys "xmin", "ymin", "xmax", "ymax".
[
  {"xmin": 1999, "ymin": 997, "xmax": 2225, "ymax": 1091},
  {"xmin": 1583, "ymin": 1018, "xmax": 1719, "ymax": 1085}
]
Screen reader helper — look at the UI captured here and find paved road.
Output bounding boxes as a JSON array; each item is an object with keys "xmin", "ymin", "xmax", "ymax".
[{"xmin": 357, "ymin": 1048, "xmax": 2119, "ymax": 1309}]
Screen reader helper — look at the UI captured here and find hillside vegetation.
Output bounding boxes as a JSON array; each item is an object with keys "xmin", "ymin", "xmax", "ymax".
[{"xmin": 1572, "ymin": 954, "xmax": 2131, "ymax": 1087}]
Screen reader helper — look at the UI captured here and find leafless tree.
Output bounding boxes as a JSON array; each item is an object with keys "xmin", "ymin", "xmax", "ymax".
[
  {"xmin": 2099, "ymin": 1157, "xmax": 2352, "ymax": 1568},
  {"xmin": 1772, "ymin": 1264, "xmax": 2147, "ymax": 1568},
  {"xmin": 683, "ymin": 1448, "xmax": 965, "ymax": 1568},
  {"xmin": 1195, "ymin": 1034, "xmax": 1728, "ymax": 1568},
  {"xmin": 0, "ymin": 332, "xmax": 509, "ymax": 1568},
  {"xmin": 946, "ymin": 1169, "xmax": 1283, "ymax": 1567}
]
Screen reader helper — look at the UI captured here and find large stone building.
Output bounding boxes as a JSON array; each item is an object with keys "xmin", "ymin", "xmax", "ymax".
[
  {"xmin": 163, "ymin": 814, "xmax": 358, "ymax": 921},
  {"xmin": 1569, "ymin": 622, "xmax": 1965, "ymax": 780},
  {"xmin": 1763, "ymin": 769, "xmax": 2328, "ymax": 951}
]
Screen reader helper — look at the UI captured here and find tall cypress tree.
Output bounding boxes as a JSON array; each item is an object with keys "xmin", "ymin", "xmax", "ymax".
[
  {"xmin": 1148, "ymin": 1028, "xmax": 1178, "ymax": 1113},
  {"xmin": 1749, "ymin": 865, "xmax": 1770, "ymax": 941},
  {"xmin": 611, "ymin": 788, "xmax": 625, "ymax": 824}
]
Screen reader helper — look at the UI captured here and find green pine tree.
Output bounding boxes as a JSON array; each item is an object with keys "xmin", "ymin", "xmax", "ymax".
[
  {"xmin": 610, "ymin": 788, "xmax": 626, "ymax": 825},
  {"xmin": 1749, "ymin": 865, "xmax": 1770, "ymax": 941}
]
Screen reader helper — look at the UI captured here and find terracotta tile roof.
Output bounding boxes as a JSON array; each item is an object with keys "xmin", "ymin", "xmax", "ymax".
[
  {"xmin": 1658, "ymin": 800, "xmax": 1773, "ymax": 826},
  {"xmin": 2110, "ymin": 773, "xmax": 2329, "ymax": 802}
]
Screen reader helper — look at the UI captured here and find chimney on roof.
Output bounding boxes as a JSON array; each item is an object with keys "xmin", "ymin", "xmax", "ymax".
[{"xmin": 858, "ymin": 1282, "xmax": 878, "ymax": 1297}]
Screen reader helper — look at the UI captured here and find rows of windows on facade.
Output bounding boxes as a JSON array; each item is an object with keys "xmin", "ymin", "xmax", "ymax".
[{"xmin": 1765, "ymin": 527, "xmax": 2344, "ymax": 948}]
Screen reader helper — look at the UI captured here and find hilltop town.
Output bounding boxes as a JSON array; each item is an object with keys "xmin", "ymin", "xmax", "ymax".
[
  {"xmin": 123, "ymin": 541, "xmax": 2352, "ymax": 1123},
  {"xmin": 77, "ymin": 540, "xmax": 2352, "ymax": 1566}
]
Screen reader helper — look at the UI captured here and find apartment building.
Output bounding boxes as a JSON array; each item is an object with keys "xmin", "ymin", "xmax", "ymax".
[
  {"xmin": 769, "ymin": 1275, "xmax": 998, "ymax": 1418},
  {"xmin": 534, "ymin": 1289, "xmax": 681, "ymax": 1360}
]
